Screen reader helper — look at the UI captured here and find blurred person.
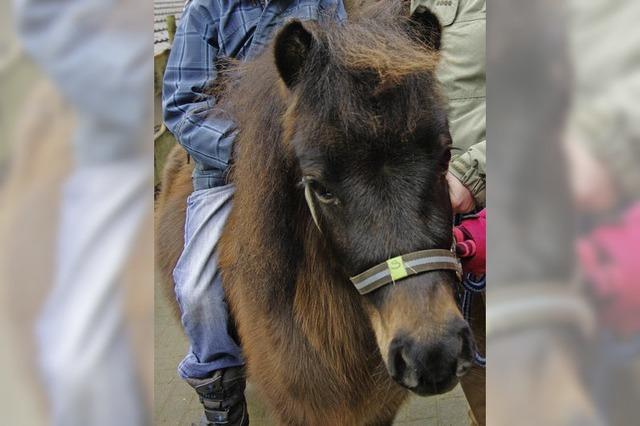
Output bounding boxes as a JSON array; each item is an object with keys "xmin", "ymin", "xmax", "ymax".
[
  {"xmin": 486, "ymin": 0, "xmax": 605, "ymax": 424},
  {"xmin": 486, "ymin": 0, "xmax": 640, "ymax": 423},
  {"xmin": 569, "ymin": 152, "xmax": 640, "ymax": 425},
  {"xmin": 578, "ymin": 204, "xmax": 640, "ymax": 335},
  {"xmin": 162, "ymin": 1, "xmax": 346, "ymax": 425},
  {"xmin": 11, "ymin": 0, "xmax": 153, "ymax": 425},
  {"xmin": 564, "ymin": 1, "xmax": 640, "ymax": 422},
  {"xmin": 565, "ymin": 0, "xmax": 640, "ymax": 215}
]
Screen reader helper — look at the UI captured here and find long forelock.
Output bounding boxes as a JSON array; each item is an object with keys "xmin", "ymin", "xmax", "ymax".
[
  {"xmin": 298, "ymin": 59, "xmax": 440, "ymax": 143},
  {"xmin": 294, "ymin": 12, "xmax": 441, "ymax": 141},
  {"xmin": 327, "ymin": 20, "xmax": 439, "ymax": 87}
]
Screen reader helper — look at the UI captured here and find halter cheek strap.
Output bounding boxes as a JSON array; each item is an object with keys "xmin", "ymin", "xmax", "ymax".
[
  {"xmin": 304, "ymin": 181, "xmax": 322, "ymax": 231},
  {"xmin": 350, "ymin": 249, "xmax": 462, "ymax": 295}
]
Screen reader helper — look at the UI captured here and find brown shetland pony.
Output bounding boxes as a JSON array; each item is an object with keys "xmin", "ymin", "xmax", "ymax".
[{"xmin": 157, "ymin": 3, "xmax": 481, "ymax": 424}]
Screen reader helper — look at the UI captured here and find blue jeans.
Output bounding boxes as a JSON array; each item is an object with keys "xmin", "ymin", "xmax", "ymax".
[{"xmin": 173, "ymin": 184, "xmax": 244, "ymax": 379}]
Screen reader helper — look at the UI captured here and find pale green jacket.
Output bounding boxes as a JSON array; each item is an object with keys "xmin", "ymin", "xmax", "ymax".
[
  {"xmin": 567, "ymin": 0, "xmax": 640, "ymax": 201},
  {"xmin": 412, "ymin": 0, "xmax": 486, "ymax": 207}
]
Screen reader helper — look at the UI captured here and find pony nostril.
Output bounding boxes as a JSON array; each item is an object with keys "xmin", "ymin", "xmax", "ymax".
[
  {"xmin": 389, "ymin": 340, "xmax": 422, "ymax": 389},
  {"xmin": 388, "ymin": 338, "xmax": 408, "ymax": 381},
  {"xmin": 392, "ymin": 346, "xmax": 407, "ymax": 379}
]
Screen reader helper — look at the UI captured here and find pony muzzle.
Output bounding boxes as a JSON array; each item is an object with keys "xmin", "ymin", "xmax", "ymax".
[
  {"xmin": 387, "ymin": 315, "xmax": 474, "ymax": 396},
  {"xmin": 365, "ymin": 274, "xmax": 474, "ymax": 396}
]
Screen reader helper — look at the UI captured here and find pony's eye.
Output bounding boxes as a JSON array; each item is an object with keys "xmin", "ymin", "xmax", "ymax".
[{"xmin": 306, "ymin": 178, "xmax": 338, "ymax": 204}]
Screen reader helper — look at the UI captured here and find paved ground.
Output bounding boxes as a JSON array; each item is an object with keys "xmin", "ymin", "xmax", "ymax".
[{"xmin": 155, "ymin": 278, "xmax": 471, "ymax": 425}]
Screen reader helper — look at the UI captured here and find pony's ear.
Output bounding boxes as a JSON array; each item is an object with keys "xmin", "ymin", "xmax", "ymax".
[
  {"xmin": 274, "ymin": 20, "xmax": 316, "ymax": 89},
  {"xmin": 408, "ymin": 6, "xmax": 442, "ymax": 51}
]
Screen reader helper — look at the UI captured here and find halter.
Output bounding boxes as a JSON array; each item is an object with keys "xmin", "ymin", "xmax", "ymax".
[
  {"xmin": 302, "ymin": 180, "xmax": 486, "ymax": 366},
  {"xmin": 350, "ymin": 249, "xmax": 462, "ymax": 295},
  {"xmin": 302, "ymin": 179, "xmax": 462, "ymax": 295}
]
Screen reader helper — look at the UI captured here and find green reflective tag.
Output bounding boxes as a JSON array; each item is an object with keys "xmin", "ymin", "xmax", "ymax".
[{"xmin": 387, "ymin": 256, "xmax": 408, "ymax": 281}]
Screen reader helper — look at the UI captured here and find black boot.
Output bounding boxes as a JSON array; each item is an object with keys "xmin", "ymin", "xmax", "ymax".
[{"xmin": 187, "ymin": 366, "xmax": 249, "ymax": 426}]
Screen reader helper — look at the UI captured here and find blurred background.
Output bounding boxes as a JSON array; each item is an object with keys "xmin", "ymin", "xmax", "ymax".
[
  {"xmin": 0, "ymin": 0, "xmax": 153, "ymax": 425},
  {"xmin": 0, "ymin": 0, "xmax": 638, "ymax": 425},
  {"xmin": 487, "ymin": 0, "xmax": 640, "ymax": 424}
]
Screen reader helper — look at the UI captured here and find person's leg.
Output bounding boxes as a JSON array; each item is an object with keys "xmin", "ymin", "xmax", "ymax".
[
  {"xmin": 173, "ymin": 183, "xmax": 247, "ymax": 426},
  {"xmin": 36, "ymin": 155, "xmax": 150, "ymax": 426},
  {"xmin": 14, "ymin": 0, "xmax": 152, "ymax": 423}
]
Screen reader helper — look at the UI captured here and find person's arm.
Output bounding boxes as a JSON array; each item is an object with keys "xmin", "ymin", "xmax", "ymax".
[
  {"xmin": 413, "ymin": 0, "xmax": 486, "ymax": 212},
  {"xmin": 162, "ymin": 0, "xmax": 235, "ymax": 186},
  {"xmin": 448, "ymin": 140, "xmax": 486, "ymax": 212}
]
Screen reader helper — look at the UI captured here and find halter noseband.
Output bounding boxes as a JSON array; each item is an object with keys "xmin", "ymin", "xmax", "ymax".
[
  {"xmin": 302, "ymin": 179, "xmax": 462, "ymax": 295},
  {"xmin": 350, "ymin": 249, "xmax": 462, "ymax": 295}
]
